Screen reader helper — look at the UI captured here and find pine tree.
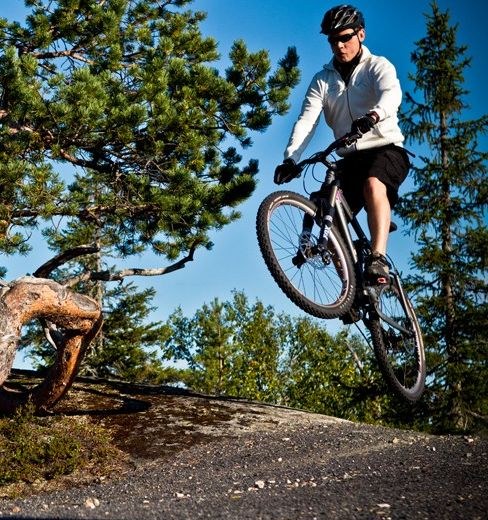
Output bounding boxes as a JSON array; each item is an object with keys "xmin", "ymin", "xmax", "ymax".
[
  {"xmin": 280, "ymin": 324, "xmax": 390, "ymax": 423},
  {"xmin": 398, "ymin": 2, "xmax": 488, "ymax": 432},
  {"xmin": 0, "ymin": 0, "xmax": 299, "ymax": 267},
  {"xmin": 0, "ymin": 1, "xmax": 299, "ymax": 384},
  {"xmin": 164, "ymin": 291, "xmax": 397, "ymax": 424},
  {"xmin": 22, "ymin": 281, "xmax": 173, "ymax": 383},
  {"xmin": 164, "ymin": 292, "xmax": 283, "ymax": 400},
  {"xmin": 82, "ymin": 282, "xmax": 171, "ymax": 382}
]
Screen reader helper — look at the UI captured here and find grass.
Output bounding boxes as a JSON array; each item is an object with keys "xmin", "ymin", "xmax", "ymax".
[{"xmin": 0, "ymin": 402, "xmax": 125, "ymax": 497}]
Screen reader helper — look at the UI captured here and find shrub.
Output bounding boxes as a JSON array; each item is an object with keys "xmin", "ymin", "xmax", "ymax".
[{"xmin": 0, "ymin": 402, "xmax": 118, "ymax": 487}]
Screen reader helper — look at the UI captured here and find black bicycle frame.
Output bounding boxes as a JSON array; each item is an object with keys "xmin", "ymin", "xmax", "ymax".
[
  {"xmin": 316, "ymin": 165, "xmax": 368, "ymax": 268},
  {"xmin": 315, "ymin": 166, "xmax": 414, "ymax": 337}
]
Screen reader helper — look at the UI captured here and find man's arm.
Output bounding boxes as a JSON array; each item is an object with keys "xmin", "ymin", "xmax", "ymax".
[
  {"xmin": 369, "ymin": 58, "xmax": 402, "ymax": 122},
  {"xmin": 284, "ymin": 74, "xmax": 325, "ymax": 163}
]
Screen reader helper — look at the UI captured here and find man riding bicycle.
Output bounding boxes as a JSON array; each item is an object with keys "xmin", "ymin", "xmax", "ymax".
[{"xmin": 274, "ymin": 4, "xmax": 410, "ymax": 284}]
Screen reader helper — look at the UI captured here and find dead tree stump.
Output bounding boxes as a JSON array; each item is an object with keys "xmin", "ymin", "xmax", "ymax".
[{"xmin": 0, "ymin": 276, "xmax": 102, "ymax": 413}]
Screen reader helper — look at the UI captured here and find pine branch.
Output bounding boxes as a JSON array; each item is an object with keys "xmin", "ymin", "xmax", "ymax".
[
  {"xmin": 33, "ymin": 245, "xmax": 100, "ymax": 278},
  {"xmin": 64, "ymin": 240, "xmax": 200, "ymax": 287},
  {"xmin": 31, "ymin": 49, "xmax": 95, "ymax": 65}
]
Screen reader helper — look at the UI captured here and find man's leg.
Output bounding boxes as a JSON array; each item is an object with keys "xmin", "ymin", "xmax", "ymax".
[{"xmin": 363, "ymin": 176, "xmax": 390, "ymax": 256}]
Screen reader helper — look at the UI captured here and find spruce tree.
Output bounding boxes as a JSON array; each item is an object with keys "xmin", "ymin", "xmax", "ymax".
[{"xmin": 398, "ymin": 2, "xmax": 487, "ymax": 432}]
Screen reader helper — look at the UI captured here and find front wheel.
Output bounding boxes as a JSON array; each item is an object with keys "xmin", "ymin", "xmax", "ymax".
[
  {"xmin": 368, "ymin": 277, "xmax": 426, "ymax": 402},
  {"xmin": 256, "ymin": 191, "xmax": 356, "ymax": 319}
]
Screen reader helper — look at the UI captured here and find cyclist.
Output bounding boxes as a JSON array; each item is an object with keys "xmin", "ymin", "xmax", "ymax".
[{"xmin": 274, "ymin": 4, "xmax": 410, "ymax": 283}]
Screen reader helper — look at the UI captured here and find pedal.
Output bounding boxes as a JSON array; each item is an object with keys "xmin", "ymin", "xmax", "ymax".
[{"xmin": 366, "ymin": 274, "xmax": 390, "ymax": 287}]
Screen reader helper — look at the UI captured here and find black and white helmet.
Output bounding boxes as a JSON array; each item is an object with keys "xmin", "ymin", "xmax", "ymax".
[{"xmin": 320, "ymin": 4, "xmax": 365, "ymax": 35}]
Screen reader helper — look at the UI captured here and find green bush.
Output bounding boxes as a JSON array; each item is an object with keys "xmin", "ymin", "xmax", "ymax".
[{"xmin": 0, "ymin": 402, "xmax": 116, "ymax": 486}]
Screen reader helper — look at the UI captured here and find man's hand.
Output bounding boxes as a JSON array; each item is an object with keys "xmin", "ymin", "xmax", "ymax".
[
  {"xmin": 274, "ymin": 158, "xmax": 302, "ymax": 185},
  {"xmin": 351, "ymin": 111, "xmax": 379, "ymax": 135}
]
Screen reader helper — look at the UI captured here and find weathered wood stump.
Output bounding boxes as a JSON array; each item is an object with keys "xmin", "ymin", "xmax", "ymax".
[{"xmin": 0, "ymin": 277, "xmax": 102, "ymax": 413}]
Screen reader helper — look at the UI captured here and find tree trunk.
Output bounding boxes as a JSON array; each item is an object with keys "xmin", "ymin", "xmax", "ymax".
[
  {"xmin": 0, "ymin": 276, "xmax": 102, "ymax": 413},
  {"xmin": 440, "ymin": 111, "xmax": 463, "ymax": 430}
]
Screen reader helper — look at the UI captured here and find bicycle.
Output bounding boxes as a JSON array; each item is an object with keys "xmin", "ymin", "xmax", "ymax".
[{"xmin": 256, "ymin": 132, "xmax": 426, "ymax": 402}]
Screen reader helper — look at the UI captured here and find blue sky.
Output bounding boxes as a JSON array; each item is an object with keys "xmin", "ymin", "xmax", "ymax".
[{"xmin": 1, "ymin": 1, "xmax": 486, "ymax": 367}]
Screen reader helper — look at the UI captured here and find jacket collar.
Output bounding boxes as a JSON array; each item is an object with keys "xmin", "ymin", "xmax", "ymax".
[{"xmin": 324, "ymin": 45, "xmax": 371, "ymax": 71}]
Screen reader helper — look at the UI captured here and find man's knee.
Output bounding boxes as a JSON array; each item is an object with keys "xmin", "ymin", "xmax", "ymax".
[{"xmin": 363, "ymin": 177, "xmax": 387, "ymax": 200}]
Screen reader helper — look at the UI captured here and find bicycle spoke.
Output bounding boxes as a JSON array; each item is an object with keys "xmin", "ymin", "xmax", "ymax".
[
  {"xmin": 368, "ymin": 281, "xmax": 425, "ymax": 401},
  {"xmin": 256, "ymin": 191, "xmax": 356, "ymax": 319}
]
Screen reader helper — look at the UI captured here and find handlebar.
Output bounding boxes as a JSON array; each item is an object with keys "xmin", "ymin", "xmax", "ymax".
[{"xmin": 296, "ymin": 131, "xmax": 362, "ymax": 169}]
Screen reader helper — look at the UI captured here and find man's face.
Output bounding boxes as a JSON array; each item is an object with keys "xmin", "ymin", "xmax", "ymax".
[{"xmin": 328, "ymin": 27, "xmax": 365, "ymax": 63}]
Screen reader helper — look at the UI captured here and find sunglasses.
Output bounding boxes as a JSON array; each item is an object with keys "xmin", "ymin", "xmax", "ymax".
[{"xmin": 328, "ymin": 31, "xmax": 358, "ymax": 45}]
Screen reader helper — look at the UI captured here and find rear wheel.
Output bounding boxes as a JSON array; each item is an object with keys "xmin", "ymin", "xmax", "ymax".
[
  {"xmin": 368, "ymin": 278, "xmax": 426, "ymax": 402},
  {"xmin": 256, "ymin": 191, "xmax": 356, "ymax": 319}
]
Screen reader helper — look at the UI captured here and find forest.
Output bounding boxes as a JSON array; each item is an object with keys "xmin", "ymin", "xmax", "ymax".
[{"xmin": 0, "ymin": 1, "xmax": 486, "ymax": 434}]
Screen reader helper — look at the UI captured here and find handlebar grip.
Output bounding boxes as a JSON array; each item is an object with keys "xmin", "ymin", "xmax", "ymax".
[{"xmin": 296, "ymin": 132, "xmax": 362, "ymax": 168}]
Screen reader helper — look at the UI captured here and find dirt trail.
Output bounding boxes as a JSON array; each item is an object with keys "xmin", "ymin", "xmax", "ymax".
[{"xmin": 1, "ymin": 375, "xmax": 486, "ymax": 519}]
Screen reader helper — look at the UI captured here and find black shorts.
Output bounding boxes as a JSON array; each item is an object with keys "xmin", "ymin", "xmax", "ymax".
[{"xmin": 323, "ymin": 144, "xmax": 410, "ymax": 212}]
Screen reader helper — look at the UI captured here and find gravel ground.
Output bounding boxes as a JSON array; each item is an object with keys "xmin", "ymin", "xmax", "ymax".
[{"xmin": 0, "ymin": 381, "xmax": 486, "ymax": 519}]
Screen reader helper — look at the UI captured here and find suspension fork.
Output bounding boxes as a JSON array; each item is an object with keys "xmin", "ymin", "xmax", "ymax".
[
  {"xmin": 316, "ymin": 183, "xmax": 337, "ymax": 249},
  {"xmin": 334, "ymin": 195, "xmax": 358, "ymax": 264},
  {"xmin": 314, "ymin": 179, "xmax": 363, "ymax": 276}
]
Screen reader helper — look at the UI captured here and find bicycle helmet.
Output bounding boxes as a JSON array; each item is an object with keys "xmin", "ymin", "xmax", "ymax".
[{"xmin": 320, "ymin": 5, "xmax": 365, "ymax": 35}]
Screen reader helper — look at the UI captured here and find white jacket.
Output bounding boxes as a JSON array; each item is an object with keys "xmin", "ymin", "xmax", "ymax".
[{"xmin": 284, "ymin": 46, "xmax": 404, "ymax": 161}]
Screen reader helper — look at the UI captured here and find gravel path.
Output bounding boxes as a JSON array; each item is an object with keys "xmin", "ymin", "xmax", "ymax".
[{"xmin": 0, "ymin": 382, "xmax": 486, "ymax": 519}]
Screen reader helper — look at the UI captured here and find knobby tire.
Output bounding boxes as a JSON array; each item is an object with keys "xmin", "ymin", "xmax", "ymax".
[
  {"xmin": 256, "ymin": 191, "xmax": 356, "ymax": 319},
  {"xmin": 368, "ymin": 280, "xmax": 426, "ymax": 402}
]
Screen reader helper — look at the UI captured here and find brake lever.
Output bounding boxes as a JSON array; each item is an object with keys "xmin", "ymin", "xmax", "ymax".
[{"xmin": 342, "ymin": 131, "xmax": 363, "ymax": 148}]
